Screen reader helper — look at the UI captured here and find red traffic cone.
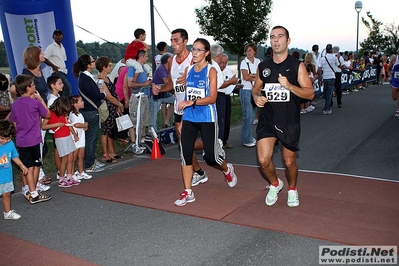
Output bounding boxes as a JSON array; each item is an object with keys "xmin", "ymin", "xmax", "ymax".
[{"xmin": 150, "ymin": 138, "xmax": 162, "ymax": 159}]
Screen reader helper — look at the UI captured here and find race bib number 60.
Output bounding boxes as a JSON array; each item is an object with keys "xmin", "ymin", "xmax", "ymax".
[{"xmin": 262, "ymin": 83, "xmax": 290, "ymax": 102}]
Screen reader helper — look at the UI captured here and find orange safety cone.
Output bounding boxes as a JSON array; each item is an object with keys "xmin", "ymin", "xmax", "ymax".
[{"xmin": 150, "ymin": 138, "xmax": 162, "ymax": 159}]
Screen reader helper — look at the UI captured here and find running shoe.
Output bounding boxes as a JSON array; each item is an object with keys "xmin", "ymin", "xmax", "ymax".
[
  {"xmin": 58, "ymin": 180, "xmax": 72, "ymax": 188},
  {"xmin": 36, "ymin": 182, "xmax": 50, "ymax": 192},
  {"xmin": 4, "ymin": 210, "xmax": 21, "ymax": 220},
  {"xmin": 395, "ymin": 109, "xmax": 399, "ymax": 118},
  {"xmin": 95, "ymin": 160, "xmax": 105, "ymax": 168},
  {"xmin": 265, "ymin": 178, "xmax": 283, "ymax": 206},
  {"xmin": 76, "ymin": 171, "xmax": 92, "ymax": 180},
  {"xmin": 287, "ymin": 189, "xmax": 300, "ymax": 207},
  {"xmin": 192, "ymin": 171, "xmax": 208, "ymax": 187},
  {"xmin": 86, "ymin": 163, "xmax": 105, "ymax": 173},
  {"xmin": 224, "ymin": 163, "xmax": 237, "ymax": 188},
  {"xmin": 174, "ymin": 191, "xmax": 195, "ymax": 206}
]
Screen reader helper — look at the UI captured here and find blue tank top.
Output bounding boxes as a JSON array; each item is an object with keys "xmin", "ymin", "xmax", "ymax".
[{"xmin": 182, "ymin": 65, "xmax": 217, "ymax": 123}]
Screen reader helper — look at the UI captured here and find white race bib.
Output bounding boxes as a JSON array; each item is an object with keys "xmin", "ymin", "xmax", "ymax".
[
  {"xmin": 394, "ymin": 71, "xmax": 399, "ymax": 79},
  {"xmin": 173, "ymin": 78, "xmax": 186, "ymax": 95},
  {"xmin": 186, "ymin": 86, "xmax": 205, "ymax": 101},
  {"xmin": 262, "ymin": 83, "xmax": 290, "ymax": 102}
]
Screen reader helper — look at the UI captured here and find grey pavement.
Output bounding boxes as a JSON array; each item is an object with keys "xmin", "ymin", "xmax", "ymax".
[{"xmin": 1, "ymin": 84, "xmax": 398, "ymax": 266}]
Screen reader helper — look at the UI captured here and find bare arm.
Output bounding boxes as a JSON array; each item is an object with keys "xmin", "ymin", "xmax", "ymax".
[{"xmin": 278, "ymin": 63, "xmax": 314, "ymax": 100}]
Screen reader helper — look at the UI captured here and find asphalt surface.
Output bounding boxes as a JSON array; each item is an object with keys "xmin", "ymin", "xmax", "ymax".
[{"xmin": 1, "ymin": 84, "xmax": 398, "ymax": 266}]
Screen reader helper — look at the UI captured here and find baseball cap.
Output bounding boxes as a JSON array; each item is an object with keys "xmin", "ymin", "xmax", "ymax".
[{"xmin": 53, "ymin": 29, "xmax": 63, "ymax": 35}]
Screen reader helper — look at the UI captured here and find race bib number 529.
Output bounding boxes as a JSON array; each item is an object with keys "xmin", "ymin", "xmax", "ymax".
[{"xmin": 262, "ymin": 83, "xmax": 290, "ymax": 102}]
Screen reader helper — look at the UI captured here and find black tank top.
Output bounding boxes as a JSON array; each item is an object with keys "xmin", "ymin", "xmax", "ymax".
[{"xmin": 257, "ymin": 55, "xmax": 301, "ymax": 125}]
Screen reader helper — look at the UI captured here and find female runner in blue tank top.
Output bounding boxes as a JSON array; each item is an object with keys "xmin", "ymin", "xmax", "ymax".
[{"xmin": 174, "ymin": 38, "xmax": 238, "ymax": 207}]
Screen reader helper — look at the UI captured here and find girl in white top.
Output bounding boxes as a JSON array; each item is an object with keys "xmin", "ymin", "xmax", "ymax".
[{"xmin": 69, "ymin": 96, "xmax": 92, "ymax": 180}]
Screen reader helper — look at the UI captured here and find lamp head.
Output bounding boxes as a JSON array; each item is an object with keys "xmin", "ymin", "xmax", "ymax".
[{"xmin": 355, "ymin": 1, "xmax": 362, "ymax": 13}]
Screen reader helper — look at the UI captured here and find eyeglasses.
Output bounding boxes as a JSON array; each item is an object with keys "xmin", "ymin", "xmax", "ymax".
[{"xmin": 191, "ymin": 47, "xmax": 206, "ymax": 53}]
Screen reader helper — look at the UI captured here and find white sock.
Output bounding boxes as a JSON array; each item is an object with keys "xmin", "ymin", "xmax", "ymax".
[{"xmin": 185, "ymin": 189, "xmax": 192, "ymax": 195}]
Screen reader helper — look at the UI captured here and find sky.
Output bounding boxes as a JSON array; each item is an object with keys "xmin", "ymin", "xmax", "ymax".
[{"xmin": 1, "ymin": 0, "xmax": 399, "ymax": 53}]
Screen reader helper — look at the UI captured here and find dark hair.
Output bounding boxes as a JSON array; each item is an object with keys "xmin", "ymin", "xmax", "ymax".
[
  {"xmin": 14, "ymin": 74, "xmax": 34, "ymax": 95},
  {"xmin": 50, "ymin": 96, "xmax": 71, "ymax": 116},
  {"xmin": 160, "ymin": 53, "xmax": 172, "ymax": 65},
  {"xmin": 265, "ymin": 47, "xmax": 273, "ymax": 58},
  {"xmin": 171, "ymin": 28, "xmax": 188, "ymax": 41},
  {"xmin": 136, "ymin": 50, "xmax": 147, "ymax": 60},
  {"xmin": 272, "ymin": 25, "xmax": 290, "ymax": 39},
  {"xmin": 312, "ymin": 44, "xmax": 319, "ymax": 52},
  {"xmin": 193, "ymin": 38, "xmax": 211, "ymax": 64},
  {"xmin": 47, "ymin": 75, "xmax": 61, "ymax": 89},
  {"xmin": 134, "ymin": 28, "xmax": 145, "ymax": 39},
  {"xmin": 156, "ymin": 41, "xmax": 167, "ymax": 52},
  {"xmin": 244, "ymin": 43, "xmax": 257, "ymax": 54},
  {"xmin": 326, "ymin": 44, "xmax": 333, "ymax": 53},
  {"xmin": 291, "ymin": 51, "xmax": 300, "ymax": 59},
  {"xmin": 95, "ymin": 56, "xmax": 111, "ymax": 72},
  {"xmin": 0, "ymin": 119, "xmax": 16, "ymax": 137},
  {"xmin": 69, "ymin": 95, "xmax": 82, "ymax": 115},
  {"xmin": 73, "ymin": 54, "xmax": 92, "ymax": 78},
  {"xmin": 0, "ymin": 73, "xmax": 9, "ymax": 92}
]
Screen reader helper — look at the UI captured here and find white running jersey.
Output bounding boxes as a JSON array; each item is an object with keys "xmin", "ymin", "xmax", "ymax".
[{"xmin": 170, "ymin": 52, "xmax": 193, "ymax": 115}]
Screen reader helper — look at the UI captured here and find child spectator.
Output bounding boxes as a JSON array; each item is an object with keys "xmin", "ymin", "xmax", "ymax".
[
  {"xmin": 124, "ymin": 28, "xmax": 151, "ymax": 76},
  {"xmin": 0, "ymin": 120, "xmax": 28, "ymax": 219},
  {"xmin": 9, "ymin": 74, "xmax": 52, "ymax": 204},
  {"xmin": 46, "ymin": 76, "xmax": 63, "ymax": 178},
  {"xmin": 69, "ymin": 95, "xmax": 92, "ymax": 180},
  {"xmin": 42, "ymin": 96, "xmax": 78, "ymax": 188}
]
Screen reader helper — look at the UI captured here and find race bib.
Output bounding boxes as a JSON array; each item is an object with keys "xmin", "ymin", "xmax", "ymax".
[
  {"xmin": 186, "ymin": 86, "xmax": 204, "ymax": 101},
  {"xmin": 394, "ymin": 71, "xmax": 399, "ymax": 79},
  {"xmin": 262, "ymin": 83, "xmax": 290, "ymax": 102},
  {"xmin": 173, "ymin": 78, "xmax": 186, "ymax": 94}
]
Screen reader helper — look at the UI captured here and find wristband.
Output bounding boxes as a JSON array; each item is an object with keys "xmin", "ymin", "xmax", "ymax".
[{"xmin": 192, "ymin": 99, "xmax": 196, "ymax": 109}]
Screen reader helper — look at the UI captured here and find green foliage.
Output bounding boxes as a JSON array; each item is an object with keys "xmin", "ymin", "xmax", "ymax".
[
  {"xmin": 360, "ymin": 12, "xmax": 399, "ymax": 56},
  {"xmin": 195, "ymin": 0, "xmax": 273, "ymax": 59},
  {"xmin": 0, "ymin": 41, "xmax": 9, "ymax": 67},
  {"xmin": 75, "ymin": 40, "xmax": 129, "ymax": 62}
]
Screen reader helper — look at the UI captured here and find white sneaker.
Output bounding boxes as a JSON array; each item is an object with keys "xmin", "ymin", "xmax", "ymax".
[
  {"xmin": 287, "ymin": 189, "xmax": 300, "ymax": 207},
  {"xmin": 77, "ymin": 171, "xmax": 92, "ymax": 180},
  {"xmin": 174, "ymin": 191, "xmax": 195, "ymax": 206},
  {"xmin": 72, "ymin": 173, "xmax": 81, "ymax": 183},
  {"xmin": 131, "ymin": 144, "xmax": 145, "ymax": 154},
  {"xmin": 224, "ymin": 163, "xmax": 237, "ymax": 188},
  {"xmin": 36, "ymin": 182, "xmax": 50, "ymax": 192},
  {"xmin": 265, "ymin": 178, "xmax": 283, "ymax": 206},
  {"xmin": 4, "ymin": 210, "xmax": 21, "ymax": 220}
]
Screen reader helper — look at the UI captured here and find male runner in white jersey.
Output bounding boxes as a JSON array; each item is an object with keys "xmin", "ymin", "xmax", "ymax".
[{"xmin": 152, "ymin": 28, "xmax": 208, "ymax": 186}]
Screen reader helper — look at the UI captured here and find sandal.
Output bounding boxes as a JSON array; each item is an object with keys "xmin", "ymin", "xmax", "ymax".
[
  {"xmin": 39, "ymin": 176, "xmax": 52, "ymax": 185},
  {"xmin": 118, "ymin": 138, "xmax": 130, "ymax": 144},
  {"xmin": 111, "ymin": 154, "xmax": 123, "ymax": 159},
  {"xmin": 102, "ymin": 157, "xmax": 117, "ymax": 163}
]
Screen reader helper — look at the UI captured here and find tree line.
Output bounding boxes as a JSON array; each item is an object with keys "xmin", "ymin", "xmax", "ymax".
[{"xmin": 0, "ymin": 40, "xmax": 307, "ymax": 68}]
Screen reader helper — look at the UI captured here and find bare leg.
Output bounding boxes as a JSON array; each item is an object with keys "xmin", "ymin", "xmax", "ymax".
[
  {"xmin": 257, "ymin": 137, "xmax": 278, "ymax": 184},
  {"xmin": 2, "ymin": 192, "xmax": 11, "ymax": 213},
  {"xmin": 281, "ymin": 146, "xmax": 298, "ymax": 188},
  {"xmin": 181, "ymin": 165, "xmax": 193, "ymax": 189}
]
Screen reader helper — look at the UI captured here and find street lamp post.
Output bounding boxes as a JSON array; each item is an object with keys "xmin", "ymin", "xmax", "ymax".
[{"xmin": 355, "ymin": 1, "xmax": 363, "ymax": 57}]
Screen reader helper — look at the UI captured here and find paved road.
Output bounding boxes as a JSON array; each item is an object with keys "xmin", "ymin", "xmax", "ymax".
[{"xmin": 1, "ymin": 84, "xmax": 398, "ymax": 265}]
